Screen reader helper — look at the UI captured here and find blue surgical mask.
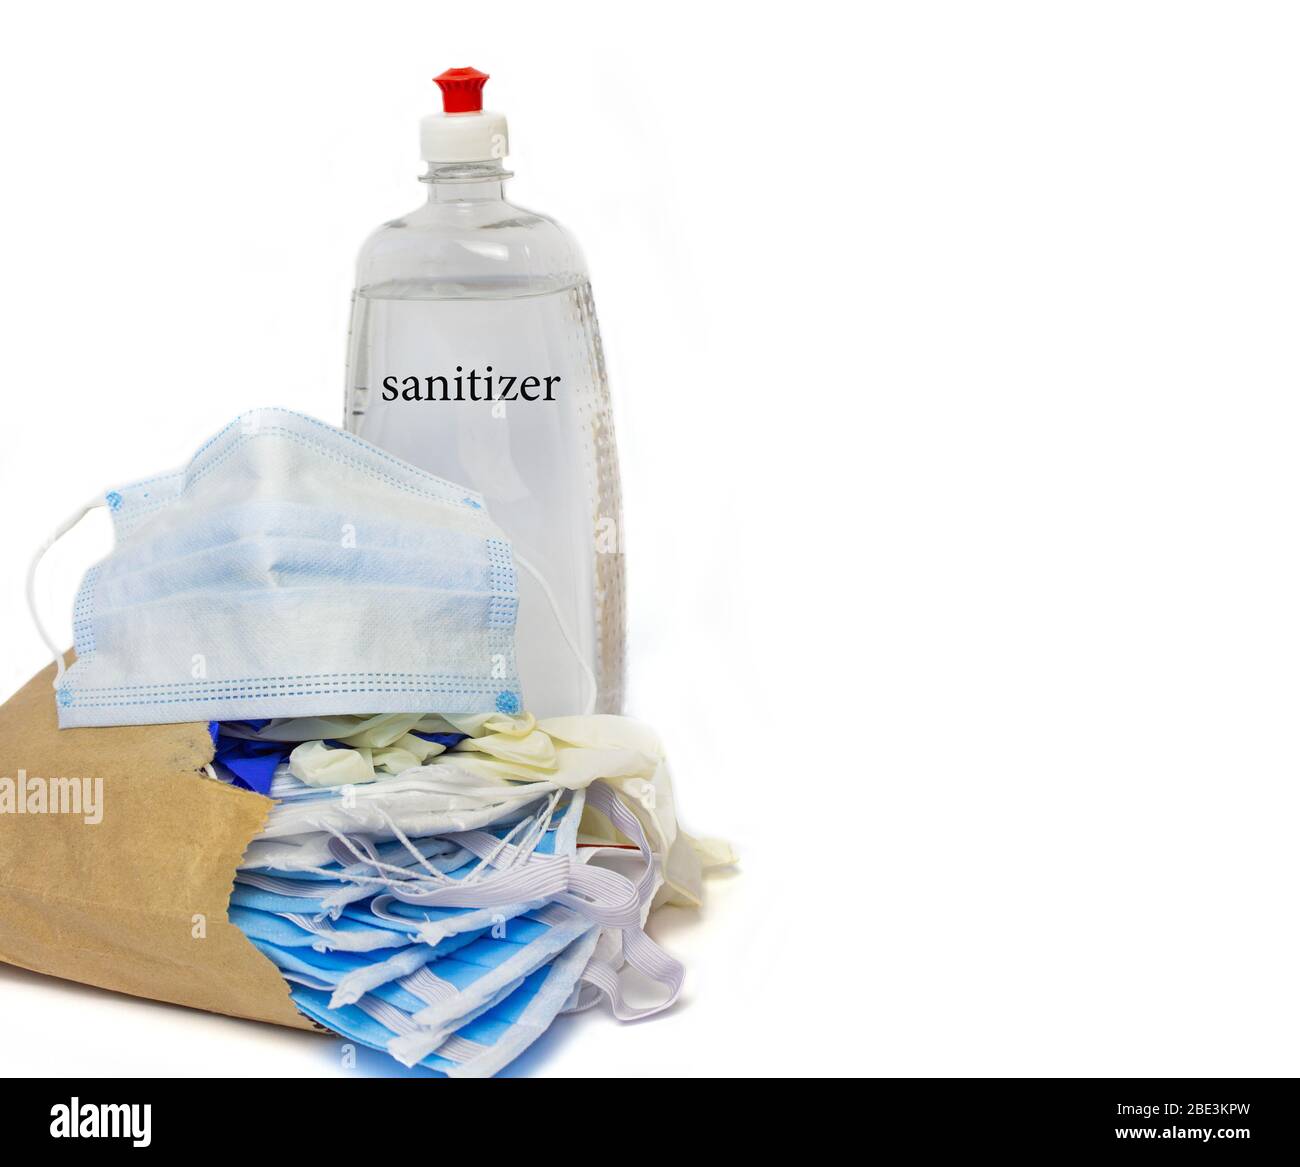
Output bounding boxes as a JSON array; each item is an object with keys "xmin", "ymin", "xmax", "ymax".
[
  {"xmin": 28, "ymin": 409, "xmax": 532, "ymax": 727},
  {"xmin": 287, "ymin": 926, "xmax": 601, "ymax": 1078},
  {"xmin": 243, "ymin": 786, "xmax": 683, "ymax": 1071}
]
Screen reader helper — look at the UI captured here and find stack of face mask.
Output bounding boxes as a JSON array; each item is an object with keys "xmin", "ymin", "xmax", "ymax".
[
  {"xmin": 210, "ymin": 710, "xmax": 731, "ymax": 1077},
  {"xmin": 25, "ymin": 409, "xmax": 730, "ymax": 1074}
]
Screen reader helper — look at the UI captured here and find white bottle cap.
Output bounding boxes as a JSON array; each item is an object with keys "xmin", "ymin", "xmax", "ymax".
[{"xmin": 420, "ymin": 67, "xmax": 509, "ymax": 163}]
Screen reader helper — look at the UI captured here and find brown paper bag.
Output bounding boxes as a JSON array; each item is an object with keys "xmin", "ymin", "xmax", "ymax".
[{"xmin": 0, "ymin": 660, "xmax": 316, "ymax": 1032}]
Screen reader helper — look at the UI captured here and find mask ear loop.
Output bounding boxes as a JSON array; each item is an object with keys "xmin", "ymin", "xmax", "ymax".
[
  {"xmin": 25, "ymin": 497, "xmax": 106, "ymax": 688},
  {"xmin": 512, "ymin": 552, "xmax": 599, "ymax": 716}
]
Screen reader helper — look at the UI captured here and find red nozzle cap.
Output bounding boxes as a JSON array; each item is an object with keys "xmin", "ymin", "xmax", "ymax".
[{"xmin": 434, "ymin": 66, "xmax": 489, "ymax": 114}]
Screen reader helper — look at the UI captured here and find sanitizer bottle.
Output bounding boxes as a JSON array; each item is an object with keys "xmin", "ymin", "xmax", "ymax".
[{"xmin": 345, "ymin": 68, "xmax": 625, "ymax": 717}]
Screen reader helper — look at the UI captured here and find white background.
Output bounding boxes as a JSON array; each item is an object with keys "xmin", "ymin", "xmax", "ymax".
[{"xmin": 1, "ymin": 0, "xmax": 1299, "ymax": 1078}]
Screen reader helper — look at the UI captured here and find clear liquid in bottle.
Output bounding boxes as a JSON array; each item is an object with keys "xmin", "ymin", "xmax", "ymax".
[{"xmin": 345, "ymin": 69, "xmax": 625, "ymax": 717}]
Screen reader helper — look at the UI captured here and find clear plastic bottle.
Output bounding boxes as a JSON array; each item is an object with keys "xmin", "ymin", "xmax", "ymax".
[{"xmin": 345, "ymin": 68, "xmax": 624, "ymax": 717}]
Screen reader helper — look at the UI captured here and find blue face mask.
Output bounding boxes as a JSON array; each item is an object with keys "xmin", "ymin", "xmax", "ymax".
[
  {"xmin": 227, "ymin": 905, "xmax": 418, "ymax": 953},
  {"xmin": 249, "ymin": 939, "xmax": 478, "ymax": 1015},
  {"xmin": 236, "ymin": 792, "xmax": 595, "ymax": 1034},
  {"xmin": 289, "ymin": 928, "xmax": 602, "ymax": 1078},
  {"xmin": 231, "ymin": 792, "xmax": 602, "ymax": 1074},
  {"xmin": 28, "ymin": 408, "xmax": 530, "ymax": 727}
]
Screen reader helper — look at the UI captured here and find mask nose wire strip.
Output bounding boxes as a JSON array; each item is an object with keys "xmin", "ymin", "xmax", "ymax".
[
  {"xmin": 26, "ymin": 498, "xmax": 106, "ymax": 687},
  {"xmin": 513, "ymin": 552, "xmax": 598, "ymax": 716}
]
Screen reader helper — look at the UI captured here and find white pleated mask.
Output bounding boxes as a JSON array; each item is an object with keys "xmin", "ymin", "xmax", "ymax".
[{"xmin": 27, "ymin": 409, "xmax": 566, "ymax": 728}]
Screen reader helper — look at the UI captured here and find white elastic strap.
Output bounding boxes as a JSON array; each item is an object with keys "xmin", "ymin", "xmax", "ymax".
[
  {"xmin": 25, "ymin": 497, "xmax": 105, "ymax": 687},
  {"xmin": 572, "ymin": 783, "xmax": 685, "ymax": 1019},
  {"xmin": 395, "ymin": 780, "xmax": 686, "ymax": 1019},
  {"xmin": 237, "ymin": 872, "xmax": 335, "ymax": 899},
  {"xmin": 387, "ymin": 783, "xmax": 656, "ymax": 926},
  {"xmin": 514, "ymin": 552, "xmax": 598, "ymax": 716},
  {"xmin": 399, "ymin": 967, "xmax": 460, "ymax": 1007},
  {"xmin": 438, "ymin": 1034, "xmax": 488, "ymax": 1063},
  {"xmin": 576, "ymin": 938, "xmax": 685, "ymax": 1021},
  {"xmin": 355, "ymin": 994, "xmax": 423, "ymax": 1038}
]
